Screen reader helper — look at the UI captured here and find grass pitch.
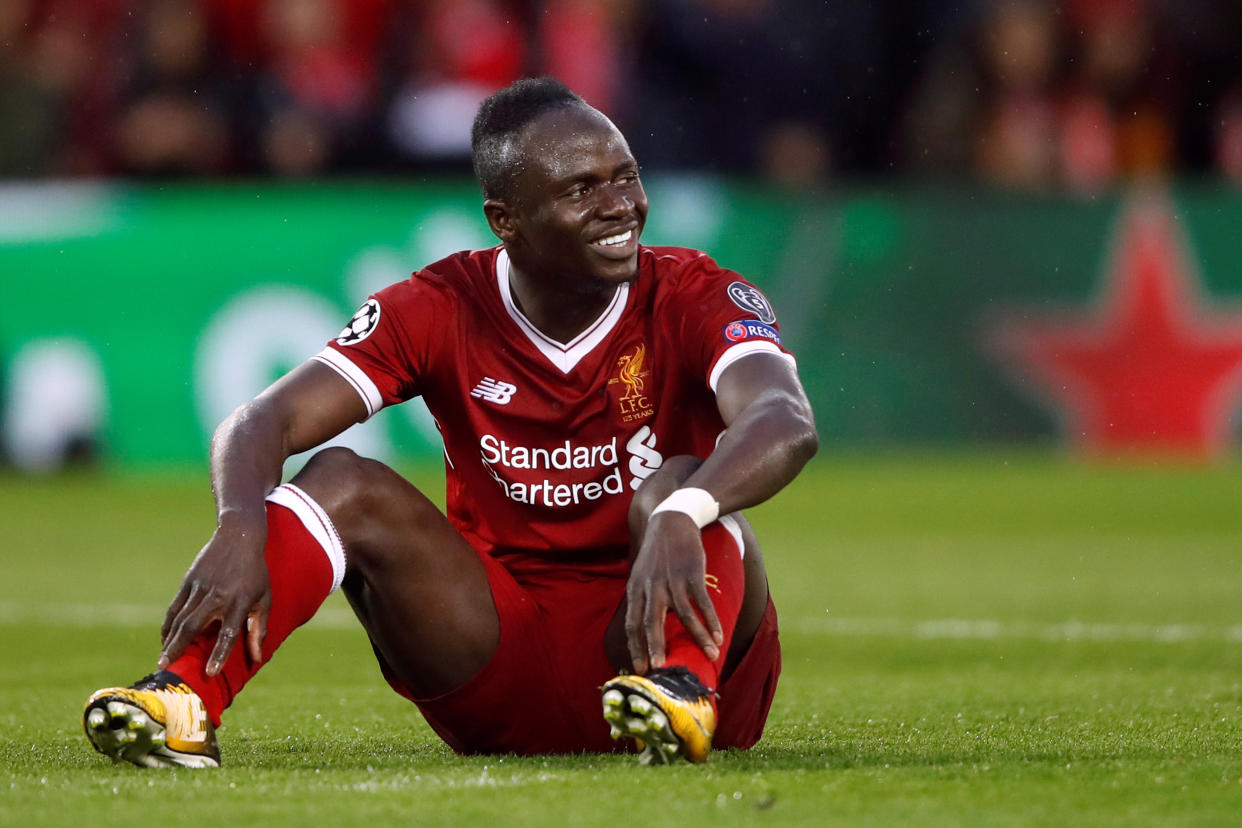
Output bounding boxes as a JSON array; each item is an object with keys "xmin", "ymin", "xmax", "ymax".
[{"xmin": 3, "ymin": 451, "xmax": 1242, "ymax": 826}]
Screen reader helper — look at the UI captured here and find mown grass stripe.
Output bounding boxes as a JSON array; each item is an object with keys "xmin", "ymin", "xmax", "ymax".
[
  {"xmin": 790, "ymin": 615, "xmax": 1242, "ymax": 643},
  {"xmin": 8, "ymin": 600, "xmax": 1242, "ymax": 644}
]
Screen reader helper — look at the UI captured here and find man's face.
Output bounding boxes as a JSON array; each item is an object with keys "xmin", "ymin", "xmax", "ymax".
[{"xmin": 502, "ymin": 106, "xmax": 648, "ymax": 290}]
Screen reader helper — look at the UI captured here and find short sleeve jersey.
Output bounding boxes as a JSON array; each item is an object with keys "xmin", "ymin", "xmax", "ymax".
[{"xmin": 315, "ymin": 245, "xmax": 795, "ymax": 563}]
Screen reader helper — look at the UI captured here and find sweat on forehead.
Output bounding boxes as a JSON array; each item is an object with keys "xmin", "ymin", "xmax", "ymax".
[
  {"xmin": 510, "ymin": 107, "xmax": 629, "ymax": 180},
  {"xmin": 472, "ymin": 78, "xmax": 596, "ymax": 199},
  {"xmin": 489, "ymin": 106, "xmax": 602, "ymax": 177}
]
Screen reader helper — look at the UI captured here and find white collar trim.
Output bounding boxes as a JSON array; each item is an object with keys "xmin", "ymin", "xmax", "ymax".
[{"xmin": 496, "ymin": 247, "xmax": 629, "ymax": 374}]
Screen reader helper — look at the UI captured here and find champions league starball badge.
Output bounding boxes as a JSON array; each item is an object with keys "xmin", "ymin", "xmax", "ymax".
[
  {"xmin": 726, "ymin": 282, "xmax": 776, "ymax": 325},
  {"xmin": 336, "ymin": 299, "xmax": 381, "ymax": 345}
]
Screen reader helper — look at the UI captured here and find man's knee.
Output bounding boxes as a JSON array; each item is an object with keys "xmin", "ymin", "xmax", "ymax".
[
  {"xmin": 292, "ymin": 447, "xmax": 422, "ymax": 543},
  {"xmin": 297, "ymin": 445, "xmax": 363, "ymax": 479},
  {"xmin": 294, "ymin": 447, "xmax": 382, "ymax": 509}
]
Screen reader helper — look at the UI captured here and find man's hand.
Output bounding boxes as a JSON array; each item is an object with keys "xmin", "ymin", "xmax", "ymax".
[
  {"xmin": 154, "ymin": 361, "xmax": 366, "ymax": 677},
  {"xmin": 624, "ymin": 512, "xmax": 724, "ymax": 674},
  {"xmin": 158, "ymin": 516, "xmax": 271, "ymax": 676}
]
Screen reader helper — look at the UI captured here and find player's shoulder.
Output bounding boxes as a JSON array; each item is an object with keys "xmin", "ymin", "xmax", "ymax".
[
  {"xmin": 375, "ymin": 247, "xmax": 500, "ymax": 307},
  {"xmin": 640, "ymin": 244, "xmax": 741, "ymax": 294},
  {"xmin": 641, "ymin": 244, "xmax": 713, "ymax": 272},
  {"xmin": 419, "ymin": 246, "xmax": 500, "ymax": 282}
]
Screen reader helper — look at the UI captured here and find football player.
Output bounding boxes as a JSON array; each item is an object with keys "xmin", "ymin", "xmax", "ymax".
[{"xmin": 84, "ymin": 78, "xmax": 817, "ymax": 767}]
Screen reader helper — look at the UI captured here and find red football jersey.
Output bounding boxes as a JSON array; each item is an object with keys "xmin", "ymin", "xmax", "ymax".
[{"xmin": 315, "ymin": 245, "xmax": 795, "ymax": 562}]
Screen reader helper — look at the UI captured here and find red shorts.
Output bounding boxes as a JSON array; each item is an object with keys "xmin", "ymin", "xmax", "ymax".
[{"xmin": 378, "ymin": 550, "xmax": 781, "ymax": 755}]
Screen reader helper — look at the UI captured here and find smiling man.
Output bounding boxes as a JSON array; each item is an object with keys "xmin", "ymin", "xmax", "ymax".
[{"xmin": 83, "ymin": 78, "xmax": 818, "ymax": 767}]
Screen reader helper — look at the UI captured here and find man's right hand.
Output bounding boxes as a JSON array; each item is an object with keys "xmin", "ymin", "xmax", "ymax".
[
  {"xmin": 156, "ymin": 361, "xmax": 369, "ymax": 676},
  {"xmin": 158, "ymin": 516, "xmax": 272, "ymax": 676}
]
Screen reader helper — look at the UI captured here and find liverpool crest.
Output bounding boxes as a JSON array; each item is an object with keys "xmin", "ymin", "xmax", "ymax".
[{"xmin": 608, "ymin": 343, "xmax": 654, "ymax": 423}]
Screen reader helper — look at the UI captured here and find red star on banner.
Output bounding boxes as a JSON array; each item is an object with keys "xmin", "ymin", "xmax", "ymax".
[{"xmin": 988, "ymin": 195, "xmax": 1242, "ymax": 459}]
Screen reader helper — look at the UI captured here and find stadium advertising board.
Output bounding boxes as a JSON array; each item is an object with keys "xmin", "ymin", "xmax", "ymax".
[{"xmin": 3, "ymin": 181, "xmax": 1242, "ymax": 469}]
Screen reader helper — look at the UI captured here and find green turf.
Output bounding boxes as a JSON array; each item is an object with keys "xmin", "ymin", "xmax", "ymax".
[{"xmin": 4, "ymin": 451, "xmax": 1242, "ymax": 826}]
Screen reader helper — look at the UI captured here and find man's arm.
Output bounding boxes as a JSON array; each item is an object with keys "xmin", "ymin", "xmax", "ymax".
[
  {"xmin": 682, "ymin": 353, "xmax": 818, "ymax": 515},
  {"xmin": 158, "ymin": 360, "xmax": 368, "ymax": 675},
  {"xmin": 625, "ymin": 352, "xmax": 818, "ymax": 671}
]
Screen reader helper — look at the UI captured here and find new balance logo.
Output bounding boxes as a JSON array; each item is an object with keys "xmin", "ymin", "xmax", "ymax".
[{"xmin": 471, "ymin": 377, "xmax": 517, "ymax": 405}]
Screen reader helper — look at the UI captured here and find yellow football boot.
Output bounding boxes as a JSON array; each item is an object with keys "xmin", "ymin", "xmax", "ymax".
[
  {"xmin": 602, "ymin": 666, "xmax": 717, "ymax": 764},
  {"xmin": 83, "ymin": 671, "xmax": 219, "ymax": 768}
]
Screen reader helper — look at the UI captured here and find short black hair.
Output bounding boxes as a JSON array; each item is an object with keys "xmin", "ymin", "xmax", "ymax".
[{"xmin": 471, "ymin": 77, "xmax": 587, "ymax": 200}]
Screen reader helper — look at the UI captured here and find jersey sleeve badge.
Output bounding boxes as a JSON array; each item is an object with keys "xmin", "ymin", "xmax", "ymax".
[
  {"xmin": 726, "ymin": 281, "xmax": 776, "ymax": 325},
  {"xmin": 336, "ymin": 298, "xmax": 382, "ymax": 346},
  {"xmin": 723, "ymin": 320, "xmax": 781, "ymax": 344}
]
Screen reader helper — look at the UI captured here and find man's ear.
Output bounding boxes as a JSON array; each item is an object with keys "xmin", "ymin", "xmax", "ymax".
[{"xmin": 483, "ymin": 198, "xmax": 519, "ymax": 242}]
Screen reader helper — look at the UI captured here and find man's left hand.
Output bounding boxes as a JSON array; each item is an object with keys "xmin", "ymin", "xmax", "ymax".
[{"xmin": 624, "ymin": 512, "xmax": 723, "ymax": 673}]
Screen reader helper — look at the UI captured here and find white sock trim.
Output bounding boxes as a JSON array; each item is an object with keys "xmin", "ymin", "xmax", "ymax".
[
  {"xmin": 718, "ymin": 514, "xmax": 745, "ymax": 560},
  {"xmin": 265, "ymin": 484, "xmax": 347, "ymax": 592}
]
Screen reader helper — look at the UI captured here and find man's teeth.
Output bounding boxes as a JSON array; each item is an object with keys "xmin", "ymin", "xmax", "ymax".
[{"xmin": 596, "ymin": 230, "xmax": 632, "ymax": 247}]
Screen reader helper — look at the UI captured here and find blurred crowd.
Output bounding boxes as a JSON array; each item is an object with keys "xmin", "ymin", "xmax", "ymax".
[{"xmin": 1, "ymin": 0, "xmax": 1242, "ymax": 190}]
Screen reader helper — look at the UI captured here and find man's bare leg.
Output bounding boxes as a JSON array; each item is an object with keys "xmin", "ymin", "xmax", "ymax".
[
  {"xmin": 292, "ymin": 448, "xmax": 500, "ymax": 698},
  {"xmin": 85, "ymin": 447, "xmax": 500, "ymax": 766}
]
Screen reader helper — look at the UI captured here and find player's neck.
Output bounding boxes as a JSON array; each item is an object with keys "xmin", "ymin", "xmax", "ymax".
[{"xmin": 507, "ymin": 264, "xmax": 619, "ymax": 345}]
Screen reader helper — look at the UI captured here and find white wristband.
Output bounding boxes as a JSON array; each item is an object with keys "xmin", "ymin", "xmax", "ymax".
[{"xmin": 650, "ymin": 487, "xmax": 720, "ymax": 529}]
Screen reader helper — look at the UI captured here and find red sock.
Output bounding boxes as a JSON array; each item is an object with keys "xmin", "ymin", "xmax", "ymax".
[
  {"xmin": 660, "ymin": 517, "xmax": 746, "ymax": 692},
  {"xmin": 167, "ymin": 484, "xmax": 345, "ymax": 726}
]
